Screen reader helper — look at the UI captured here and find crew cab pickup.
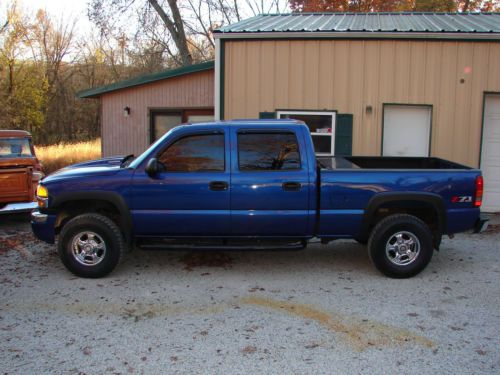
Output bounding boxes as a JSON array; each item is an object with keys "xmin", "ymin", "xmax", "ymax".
[
  {"xmin": 31, "ymin": 120, "xmax": 488, "ymax": 278},
  {"xmin": 1, "ymin": 130, "xmax": 43, "ymax": 214}
]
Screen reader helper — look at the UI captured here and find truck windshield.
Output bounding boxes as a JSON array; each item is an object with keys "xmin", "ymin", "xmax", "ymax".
[
  {"xmin": 0, "ymin": 138, "xmax": 33, "ymax": 157},
  {"xmin": 128, "ymin": 127, "xmax": 176, "ymax": 169}
]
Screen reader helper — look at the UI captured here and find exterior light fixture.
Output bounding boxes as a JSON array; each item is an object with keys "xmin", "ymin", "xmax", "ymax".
[
  {"xmin": 123, "ymin": 106, "xmax": 131, "ymax": 117},
  {"xmin": 366, "ymin": 105, "xmax": 373, "ymax": 114}
]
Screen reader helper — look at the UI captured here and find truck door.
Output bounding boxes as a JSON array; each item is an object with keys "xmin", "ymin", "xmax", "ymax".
[
  {"xmin": 230, "ymin": 128, "xmax": 311, "ymax": 236},
  {"xmin": 130, "ymin": 129, "xmax": 230, "ymax": 236}
]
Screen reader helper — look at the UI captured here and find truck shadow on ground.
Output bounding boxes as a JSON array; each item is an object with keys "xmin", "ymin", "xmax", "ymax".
[
  {"xmin": 124, "ymin": 242, "xmax": 376, "ymax": 278},
  {"xmin": 0, "ymin": 214, "xmax": 478, "ymax": 279}
]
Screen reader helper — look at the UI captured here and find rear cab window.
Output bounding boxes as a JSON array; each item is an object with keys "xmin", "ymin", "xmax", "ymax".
[
  {"xmin": 237, "ymin": 132, "xmax": 301, "ymax": 171},
  {"xmin": 0, "ymin": 138, "xmax": 33, "ymax": 158}
]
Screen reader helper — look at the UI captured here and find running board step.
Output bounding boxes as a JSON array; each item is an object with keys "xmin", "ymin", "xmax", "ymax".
[{"xmin": 137, "ymin": 238, "xmax": 307, "ymax": 251}]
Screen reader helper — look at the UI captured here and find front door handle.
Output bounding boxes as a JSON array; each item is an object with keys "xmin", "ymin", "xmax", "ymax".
[
  {"xmin": 282, "ymin": 182, "xmax": 301, "ymax": 191},
  {"xmin": 209, "ymin": 181, "xmax": 228, "ymax": 191}
]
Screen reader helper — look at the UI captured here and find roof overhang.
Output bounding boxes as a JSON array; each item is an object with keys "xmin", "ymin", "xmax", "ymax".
[
  {"xmin": 214, "ymin": 31, "xmax": 500, "ymax": 41},
  {"xmin": 77, "ymin": 60, "xmax": 214, "ymax": 99}
]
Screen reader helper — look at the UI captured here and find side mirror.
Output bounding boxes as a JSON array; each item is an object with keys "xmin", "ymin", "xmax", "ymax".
[{"xmin": 145, "ymin": 158, "xmax": 159, "ymax": 176}]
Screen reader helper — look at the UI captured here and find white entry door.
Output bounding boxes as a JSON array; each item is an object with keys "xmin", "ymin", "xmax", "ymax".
[
  {"xmin": 383, "ymin": 105, "xmax": 431, "ymax": 157},
  {"xmin": 480, "ymin": 94, "xmax": 500, "ymax": 212}
]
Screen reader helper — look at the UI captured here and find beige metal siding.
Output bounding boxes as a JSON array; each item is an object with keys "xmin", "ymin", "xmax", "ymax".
[
  {"xmin": 101, "ymin": 69, "xmax": 214, "ymax": 156},
  {"xmin": 223, "ymin": 40, "xmax": 500, "ymax": 167}
]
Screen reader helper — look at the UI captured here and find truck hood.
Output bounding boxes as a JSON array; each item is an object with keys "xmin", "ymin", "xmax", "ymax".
[
  {"xmin": 43, "ymin": 155, "xmax": 131, "ymax": 182},
  {"xmin": 65, "ymin": 155, "xmax": 131, "ymax": 168}
]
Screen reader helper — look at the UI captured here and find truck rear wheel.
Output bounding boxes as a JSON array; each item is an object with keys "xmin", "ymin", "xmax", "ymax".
[
  {"xmin": 58, "ymin": 213, "xmax": 125, "ymax": 278},
  {"xmin": 368, "ymin": 214, "xmax": 433, "ymax": 278}
]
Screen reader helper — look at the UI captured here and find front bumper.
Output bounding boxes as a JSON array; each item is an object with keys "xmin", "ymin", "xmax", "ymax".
[
  {"xmin": 31, "ymin": 210, "xmax": 57, "ymax": 244},
  {"xmin": 473, "ymin": 214, "xmax": 489, "ymax": 233},
  {"xmin": 0, "ymin": 201, "xmax": 38, "ymax": 214}
]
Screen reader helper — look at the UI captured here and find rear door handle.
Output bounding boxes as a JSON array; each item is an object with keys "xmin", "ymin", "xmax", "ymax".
[
  {"xmin": 282, "ymin": 182, "xmax": 301, "ymax": 191},
  {"xmin": 209, "ymin": 181, "xmax": 228, "ymax": 191}
]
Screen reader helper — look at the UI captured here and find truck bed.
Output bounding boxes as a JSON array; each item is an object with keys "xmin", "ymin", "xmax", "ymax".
[
  {"xmin": 317, "ymin": 156, "xmax": 471, "ymax": 170},
  {"xmin": 315, "ymin": 156, "xmax": 480, "ymax": 239}
]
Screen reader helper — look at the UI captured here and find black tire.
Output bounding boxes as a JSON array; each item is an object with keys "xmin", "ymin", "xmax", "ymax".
[
  {"xmin": 58, "ymin": 213, "xmax": 125, "ymax": 278},
  {"xmin": 368, "ymin": 214, "xmax": 433, "ymax": 278}
]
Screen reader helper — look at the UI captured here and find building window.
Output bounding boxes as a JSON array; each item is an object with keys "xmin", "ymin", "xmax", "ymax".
[
  {"xmin": 276, "ymin": 111, "xmax": 336, "ymax": 155},
  {"xmin": 152, "ymin": 112, "xmax": 182, "ymax": 142},
  {"xmin": 238, "ymin": 132, "xmax": 301, "ymax": 171},
  {"xmin": 150, "ymin": 109, "xmax": 215, "ymax": 142},
  {"xmin": 157, "ymin": 133, "xmax": 225, "ymax": 172}
]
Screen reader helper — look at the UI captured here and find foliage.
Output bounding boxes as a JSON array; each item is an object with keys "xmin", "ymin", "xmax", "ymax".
[
  {"xmin": 36, "ymin": 138, "xmax": 102, "ymax": 174},
  {"xmin": 0, "ymin": 62, "xmax": 48, "ymax": 133},
  {"xmin": 0, "ymin": 3, "xmax": 47, "ymax": 135},
  {"xmin": 0, "ymin": 1, "xmax": 152, "ymax": 145}
]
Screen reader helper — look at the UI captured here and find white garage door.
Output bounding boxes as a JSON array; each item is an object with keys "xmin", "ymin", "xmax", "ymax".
[
  {"xmin": 383, "ymin": 105, "xmax": 431, "ymax": 157},
  {"xmin": 480, "ymin": 95, "xmax": 500, "ymax": 212}
]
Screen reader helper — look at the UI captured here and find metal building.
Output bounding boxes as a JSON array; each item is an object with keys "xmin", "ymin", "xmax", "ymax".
[{"xmin": 214, "ymin": 13, "xmax": 500, "ymax": 211}]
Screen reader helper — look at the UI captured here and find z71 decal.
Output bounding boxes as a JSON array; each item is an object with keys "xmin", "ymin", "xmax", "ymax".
[{"xmin": 451, "ymin": 196, "xmax": 473, "ymax": 203}]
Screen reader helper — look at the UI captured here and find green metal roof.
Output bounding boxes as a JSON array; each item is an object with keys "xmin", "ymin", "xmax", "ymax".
[
  {"xmin": 77, "ymin": 60, "xmax": 214, "ymax": 98},
  {"xmin": 215, "ymin": 12, "xmax": 500, "ymax": 36}
]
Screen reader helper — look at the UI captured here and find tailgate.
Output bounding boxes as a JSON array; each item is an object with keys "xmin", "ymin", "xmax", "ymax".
[{"xmin": 0, "ymin": 167, "xmax": 32, "ymax": 204}]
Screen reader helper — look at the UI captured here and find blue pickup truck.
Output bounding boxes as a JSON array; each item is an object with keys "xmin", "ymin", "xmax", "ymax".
[{"xmin": 31, "ymin": 120, "xmax": 488, "ymax": 278}]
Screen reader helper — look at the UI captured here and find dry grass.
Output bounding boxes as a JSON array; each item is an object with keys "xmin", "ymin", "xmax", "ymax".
[{"xmin": 36, "ymin": 139, "xmax": 101, "ymax": 174}]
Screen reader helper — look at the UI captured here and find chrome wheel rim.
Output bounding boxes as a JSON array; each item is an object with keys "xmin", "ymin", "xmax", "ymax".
[
  {"xmin": 71, "ymin": 231, "xmax": 107, "ymax": 266},
  {"xmin": 385, "ymin": 231, "xmax": 420, "ymax": 266}
]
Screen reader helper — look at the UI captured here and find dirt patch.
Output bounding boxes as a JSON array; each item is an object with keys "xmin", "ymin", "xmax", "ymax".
[
  {"xmin": 241, "ymin": 345, "xmax": 257, "ymax": 355},
  {"xmin": 242, "ymin": 296, "xmax": 435, "ymax": 352},
  {"xmin": 0, "ymin": 231, "xmax": 36, "ymax": 259},
  {"xmin": 180, "ymin": 251, "xmax": 233, "ymax": 271}
]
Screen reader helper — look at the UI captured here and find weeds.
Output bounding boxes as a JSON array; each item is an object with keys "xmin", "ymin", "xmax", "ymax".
[{"xmin": 36, "ymin": 139, "xmax": 101, "ymax": 174}]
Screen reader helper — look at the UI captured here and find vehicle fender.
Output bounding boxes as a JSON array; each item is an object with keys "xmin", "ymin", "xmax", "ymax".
[
  {"xmin": 359, "ymin": 192, "xmax": 446, "ymax": 243},
  {"xmin": 51, "ymin": 191, "xmax": 133, "ymax": 243}
]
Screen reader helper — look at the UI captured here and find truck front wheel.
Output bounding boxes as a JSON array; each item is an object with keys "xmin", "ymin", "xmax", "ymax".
[
  {"xmin": 58, "ymin": 213, "xmax": 125, "ymax": 278},
  {"xmin": 368, "ymin": 214, "xmax": 433, "ymax": 278}
]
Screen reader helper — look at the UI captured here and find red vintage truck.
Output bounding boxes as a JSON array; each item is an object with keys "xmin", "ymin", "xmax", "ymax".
[{"xmin": 0, "ymin": 130, "xmax": 43, "ymax": 214}]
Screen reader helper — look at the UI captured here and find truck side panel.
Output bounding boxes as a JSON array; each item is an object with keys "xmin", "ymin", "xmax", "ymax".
[
  {"xmin": 229, "ymin": 125, "xmax": 316, "ymax": 237},
  {"xmin": 318, "ymin": 170, "xmax": 481, "ymax": 238}
]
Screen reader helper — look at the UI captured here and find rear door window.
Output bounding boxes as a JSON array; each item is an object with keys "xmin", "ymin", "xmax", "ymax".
[{"xmin": 238, "ymin": 132, "xmax": 301, "ymax": 171}]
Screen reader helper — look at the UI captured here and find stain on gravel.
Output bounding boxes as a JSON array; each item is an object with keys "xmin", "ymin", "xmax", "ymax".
[
  {"xmin": 241, "ymin": 296, "xmax": 435, "ymax": 351},
  {"xmin": 0, "ymin": 232, "xmax": 37, "ymax": 259},
  {"xmin": 180, "ymin": 251, "xmax": 233, "ymax": 271}
]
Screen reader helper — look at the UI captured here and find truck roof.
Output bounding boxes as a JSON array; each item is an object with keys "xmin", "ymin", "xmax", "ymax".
[
  {"xmin": 183, "ymin": 119, "xmax": 306, "ymax": 127},
  {"xmin": 0, "ymin": 130, "xmax": 32, "ymax": 138}
]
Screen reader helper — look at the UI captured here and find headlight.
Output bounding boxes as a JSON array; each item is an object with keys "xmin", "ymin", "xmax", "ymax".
[
  {"xmin": 36, "ymin": 185, "xmax": 49, "ymax": 208},
  {"xmin": 36, "ymin": 185, "xmax": 48, "ymax": 198}
]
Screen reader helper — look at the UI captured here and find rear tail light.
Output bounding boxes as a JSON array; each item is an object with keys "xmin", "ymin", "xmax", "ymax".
[{"xmin": 474, "ymin": 175, "xmax": 483, "ymax": 208}]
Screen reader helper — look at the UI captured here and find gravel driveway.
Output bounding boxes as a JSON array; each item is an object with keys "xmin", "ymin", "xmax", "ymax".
[{"xmin": 1, "ymin": 214, "xmax": 499, "ymax": 374}]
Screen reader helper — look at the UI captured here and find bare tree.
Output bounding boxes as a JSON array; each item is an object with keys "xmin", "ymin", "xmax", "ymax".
[
  {"xmin": 89, "ymin": 0, "xmax": 194, "ymax": 66},
  {"xmin": 147, "ymin": 0, "xmax": 193, "ymax": 65}
]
